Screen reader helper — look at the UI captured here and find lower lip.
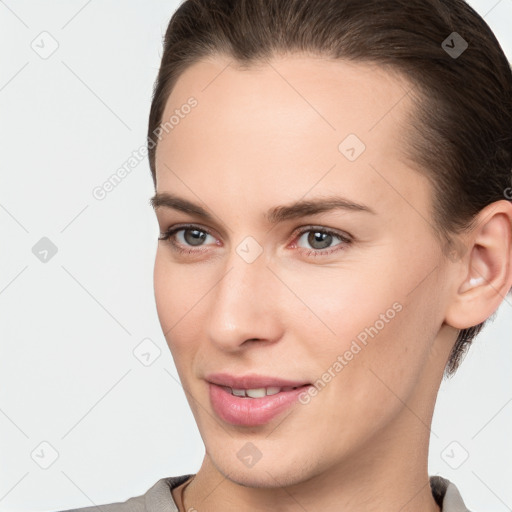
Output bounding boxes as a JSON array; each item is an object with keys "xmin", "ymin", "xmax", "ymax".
[{"xmin": 208, "ymin": 383, "xmax": 311, "ymax": 426}]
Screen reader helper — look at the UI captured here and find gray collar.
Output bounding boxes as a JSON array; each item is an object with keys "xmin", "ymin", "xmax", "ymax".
[
  {"xmin": 430, "ymin": 475, "xmax": 471, "ymax": 511},
  {"xmin": 144, "ymin": 474, "xmax": 471, "ymax": 512}
]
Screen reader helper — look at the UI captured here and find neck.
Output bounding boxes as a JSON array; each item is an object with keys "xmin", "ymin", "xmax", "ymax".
[{"xmin": 182, "ymin": 420, "xmax": 441, "ymax": 512}]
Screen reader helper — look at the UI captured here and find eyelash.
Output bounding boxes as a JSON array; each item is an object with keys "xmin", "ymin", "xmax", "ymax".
[{"xmin": 158, "ymin": 223, "xmax": 353, "ymax": 258}]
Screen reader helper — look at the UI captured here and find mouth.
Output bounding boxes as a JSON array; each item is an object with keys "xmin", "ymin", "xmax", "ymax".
[
  {"xmin": 205, "ymin": 374, "xmax": 312, "ymax": 426},
  {"xmin": 205, "ymin": 372, "xmax": 311, "ymax": 390},
  {"xmin": 220, "ymin": 385, "xmax": 307, "ymax": 398}
]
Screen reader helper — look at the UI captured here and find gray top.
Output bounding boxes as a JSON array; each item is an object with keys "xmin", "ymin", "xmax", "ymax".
[{"xmin": 58, "ymin": 474, "xmax": 471, "ymax": 512}]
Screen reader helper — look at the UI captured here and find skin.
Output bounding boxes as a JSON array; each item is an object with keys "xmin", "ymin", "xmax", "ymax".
[{"xmin": 151, "ymin": 54, "xmax": 512, "ymax": 512}]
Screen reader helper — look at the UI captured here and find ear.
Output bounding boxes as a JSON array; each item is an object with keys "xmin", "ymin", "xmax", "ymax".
[{"xmin": 444, "ymin": 199, "xmax": 512, "ymax": 330}]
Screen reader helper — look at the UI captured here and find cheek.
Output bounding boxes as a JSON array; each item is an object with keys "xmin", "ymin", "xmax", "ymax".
[
  {"xmin": 154, "ymin": 250, "xmax": 204, "ymax": 315},
  {"xmin": 282, "ymin": 256, "xmax": 434, "ymax": 392},
  {"xmin": 278, "ymin": 262, "xmax": 399, "ymax": 347},
  {"xmin": 153, "ymin": 251, "xmax": 201, "ymax": 350},
  {"xmin": 153, "ymin": 253, "xmax": 176, "ymax": 333}
]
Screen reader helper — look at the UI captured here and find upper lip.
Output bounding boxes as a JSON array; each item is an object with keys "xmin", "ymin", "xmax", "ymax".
[{"xmin": 206, "ymin": 373, "xmax": 311, "ymax": 389}]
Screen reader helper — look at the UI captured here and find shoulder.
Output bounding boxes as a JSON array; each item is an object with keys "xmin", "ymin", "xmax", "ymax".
[
  {"xmin": 430, "ymin": 475, "xmax": 472, "ymax": 512},
  {"xmin": 57, "ymin": 474, "xmax": 194, "ymax": 512}
]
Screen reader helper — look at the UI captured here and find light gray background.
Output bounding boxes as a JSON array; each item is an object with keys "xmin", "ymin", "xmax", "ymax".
[{"xmin": 0, "ymin": 1, "xmax": 511, "ymax": 511}]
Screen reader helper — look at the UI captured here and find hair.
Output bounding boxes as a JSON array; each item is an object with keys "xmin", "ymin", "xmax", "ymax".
[{"xmin": 147, "ymin": 0, "xmax": 512, "ymax": 377}]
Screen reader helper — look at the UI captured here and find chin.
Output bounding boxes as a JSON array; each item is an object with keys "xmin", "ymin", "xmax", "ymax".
[
  {"xmin": 225, "ymin": 468, "xmax": 304, "ymax": 489},
  {"xmin": 210, "ymin": 450, "xmax": 319, "ymax": 489}
]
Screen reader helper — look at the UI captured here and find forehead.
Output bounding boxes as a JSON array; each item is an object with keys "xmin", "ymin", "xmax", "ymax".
[
  {"xmin": 156, "ymin": 54, "xmax": 415, "ymax": 167},
  {"xmin": 154, "ymin": 54, "xmax": 429, "ymax": 228}
]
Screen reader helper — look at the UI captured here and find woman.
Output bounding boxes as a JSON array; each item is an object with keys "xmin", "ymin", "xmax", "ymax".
[{"xmin": 61, "ymin": 0, "xmax": 512, "ymax": 510}]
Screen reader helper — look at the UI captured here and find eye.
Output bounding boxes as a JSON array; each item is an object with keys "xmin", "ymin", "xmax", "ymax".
[
  {"xmin": 159, "ymin": 223, "xmax": 352, "ymax": 258},
  {"xmin": 293, "ymin": 226, "xmax": 352, "ymax": 257},
  {"xmin": 158, "ymin": 224, "xmax": 217, "ymax": 254}
]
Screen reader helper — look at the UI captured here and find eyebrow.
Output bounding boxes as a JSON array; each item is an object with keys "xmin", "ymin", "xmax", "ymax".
[{"xmin": 149, "ymin": 191, "xmax": 376, "ymax": 224}]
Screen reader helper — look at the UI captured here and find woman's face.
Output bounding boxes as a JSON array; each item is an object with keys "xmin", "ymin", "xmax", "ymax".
[{"xmin": 152, "ymin": 55, "xmax": 456, "ymax": 487}]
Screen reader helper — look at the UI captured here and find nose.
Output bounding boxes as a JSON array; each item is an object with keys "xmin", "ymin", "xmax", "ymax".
[{"xmin": 205, "ymin": 242, "xmax": 284, "ymax": 352}]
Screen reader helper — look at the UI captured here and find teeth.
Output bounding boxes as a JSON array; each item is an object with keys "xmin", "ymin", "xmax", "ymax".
[
  {"xmin": 246, "ymin": 388, "xmax": 267, "ymax": 398},
  {"xmin": 226, "ymin": 386, "xmax": 293, "ymax": 397}
]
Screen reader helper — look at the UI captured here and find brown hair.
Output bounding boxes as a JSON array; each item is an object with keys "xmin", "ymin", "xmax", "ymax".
[{"xmin": 147, "ymin": 0, "xmax": 512, "ymax": 377}]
